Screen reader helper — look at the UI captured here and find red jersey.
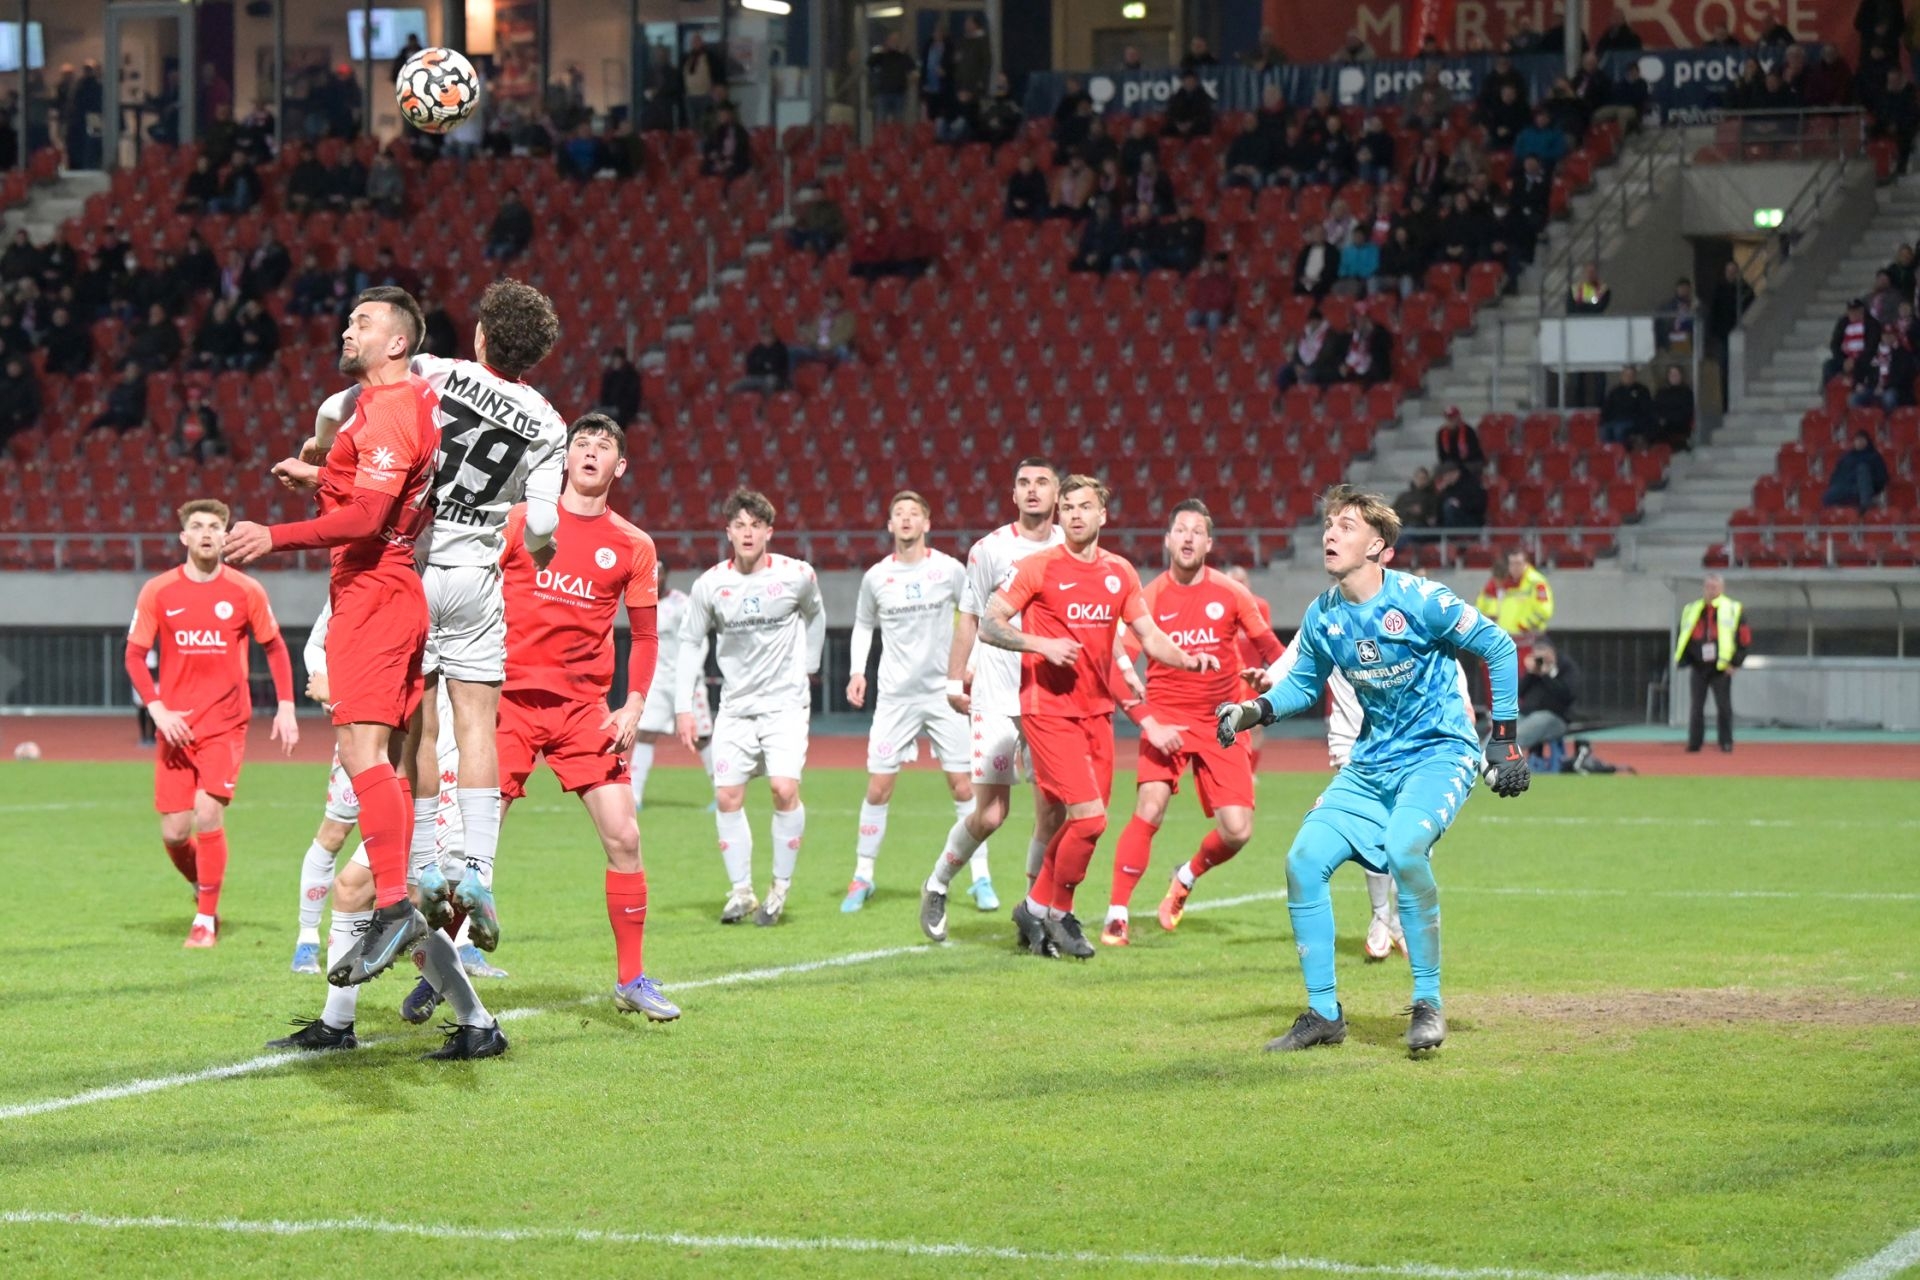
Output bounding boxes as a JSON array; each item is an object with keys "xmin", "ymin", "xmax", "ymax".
[
  {"xmin": 500, "ymin": 502, "xmax": 658, "ymax": 700},
  {"xmin": 1235, "ymin": 594, "xmax": 1274, "ymax": 674},
  {"xmin": 304, "ymin": 375, "xmax": 440, "ymax": 585},
  {"xmin": 126, "ymin": 566, "xmax": 283, "ymax": 734},
  {"xmin": 1134, "ymin": 568, "xmax": 1280, "ymax": 716},
  {"xmin": 997, "ymin": 544, "xmax": 1146, "ymax": 719}
]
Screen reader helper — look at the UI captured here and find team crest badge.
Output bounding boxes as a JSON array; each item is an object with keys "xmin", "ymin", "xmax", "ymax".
[
  {"xmin": 1356, "ymin": 639, "xmax": 1382, "ymax": 664},
  {"xmin": 1103, "ymin": 574, "xmax": 1121, "ymax": 594},
  {"xmin": 1381, "ymin": 608, "xmax": 1407, "ymax": 636},
  {"xmin": 1205, "ymin": 601, "xmax": 1225, "ymax": 620},
  {"xmin": 213, "ymin": 600, "xmax": 234, "ymax": 620},
  {"xmin": 768, "ymin": 581, "xmax": 786, "ymax": 597},
  {"xmin": 595, "ymin": 547, "xmax": 617, "ymax": 569}
]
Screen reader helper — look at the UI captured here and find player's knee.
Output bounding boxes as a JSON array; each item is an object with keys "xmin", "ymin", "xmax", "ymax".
[
  {"xmin": 1218, "ymin": 811, "xmax": 1253, "ymax": 848},
  {"xmin": 604, "ymin": 828, "xmax": 641, "ymax": 872},
  {"xmin": 1285, "ymin": 827, "xmax": 1344, "ymax": 890},
  {"xmin": 318, "ymin": 819, "xmax": 351, "ymax": 853},
  {"xmin": 946, "ymin": 775, "xmax": 974, "ymax": 805},
  {"xmin": 159, "ymin": 812, "xmax": 193, "ymax": 845},
  {"xmin": 768, "ymin": 779, "xmax": 802, "ymax": 809},
  {"xmin": 1133, "ymin": 794, "xmax": 1168, "ymax": 827},
  {"xmin": 193, "ymin": 796, "xmax": 226, "ymax": 830},
  {"xmin": 864, "ymin": 775, "xmax": 896, "ymax": 805}
]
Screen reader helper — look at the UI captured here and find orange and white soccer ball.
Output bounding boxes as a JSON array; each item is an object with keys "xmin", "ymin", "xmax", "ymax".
[
  {"xmin": 12, "ymin": 740, "xmax": 42, "ymax": 760},
  {"xmin": 395, "ymin": 47, "xmax": 482, "ymax": 134}
]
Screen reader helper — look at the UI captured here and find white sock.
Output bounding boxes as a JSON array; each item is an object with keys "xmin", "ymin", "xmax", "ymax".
[
  {"xmin": 698, "ymin": 742, "xmax": 714, "ymax": 778},
  {"xmin": 954, "ymin": 798, "xmax": 992, "ymax": 883},
  {"xmin": 410, "ymin": 797, "xmax": 439, "ymax": 880},
  {"xmin": 1107, "ymin": 904, "xmax": 1128, "ymax": 924},
  {"xmin": 716, "ymin": 807, "xmax": 753, "ymax": 886},
  {"xmin": 458, "ymin": 787, "xmax": 502, "ymax": 883},
  {"xmin": 320, "ymin": 910, "xmax": 369, "ymax": 1029},
  {"xmin": 930, "ymin": 814, "xmax": 984, "ymax": 889},
  {"xmin": 854, "ymin": 801, "xmax": 887, "ymax": 883},
  {"xmin": 1175, "ymin": 862, "xmax": 1196, "ymax": 889},
  {"xmin": 1366, "ymin": 870, "xmax": 1396, "ymax": 922},
  {"xmin": 1025, "ymin": 894, "xmax": 1051, "ymax": 922},
  {"xmin": 771, "ymin": 804, "xmax": 806, "ymax": 882},
  {"xmin": 414, "ymin": 929, "xmax": 492, "ymax": 1027},
  {"xmin": 630, "ymin": 742, "xmax": 654, "ymax": 806},
  {"xmin": 299, "ymin": 840, "xmax": 336, "ymax": 931},
  {"xmin": 1026, "ymin": 834, "xmax": 1048, "ymax": 879},
  {"xmin": 193, "ymin": 911, "xmax": 216, "ymax": 930}
]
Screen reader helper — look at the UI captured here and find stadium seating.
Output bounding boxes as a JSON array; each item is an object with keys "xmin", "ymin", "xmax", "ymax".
[{"xmin": 0, "ymin": 106, "xmax": 1624, "ymax": 570}]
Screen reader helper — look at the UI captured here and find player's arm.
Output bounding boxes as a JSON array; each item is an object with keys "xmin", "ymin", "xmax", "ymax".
[
  {"xmin": 1127, "ymin": 612, "xmax": 1213, "ymax": 672},
  {"xmin": 302, "ymin": 387, "xmax": 360, "ymax": 463},
  {"xmin": 1218, "ymin": 610, "xmax": 1331, "ymax": 745},
  {"xmin": 1237, "ymin": 591, "xmax": 1286, "ymax": 675},
  {"xmin": 847, "ymin": 571, "xmax": 877, "ymax": 709},
  {"xmin": 1431, "ymin": 587, "xmax": 1529, "ymax": 798},
  {"xmin": 799, "ymin": 569, "xmax": 826, "ymax": 676},
  {"xmin": 674, "ymin": 579, "xmax": 716, "ymax": 750},
  {"xmin": 981, "ymin": 589, "xmax": 1074, "ymax": 664},
  {"xmin": 245, "ymin": 579, "xmax": 299, "ymax": 754},
  {"xmin": 1531, "ymin": 575, "xmax": 1554, "ymax": 631},
  {"xmin": 303, "ymin": 601, "xmax": 330, "ymax": 704},
  {"xmin": 948, "ymin": 554, "xmax": 986, "ymax": 712},
  {"xmin": 522, "ymin": 422, "xmax": 564, "ymax": 561},
  {"xmin": 123, "ymin": 583, "xmax": 191, "ymax": 747},
  {"xmin": 604, "ymin": 601, "xmax": 657, "ymax": 755}
]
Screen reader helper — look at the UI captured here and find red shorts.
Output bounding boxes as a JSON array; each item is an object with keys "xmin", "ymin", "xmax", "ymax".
[
  {"xmin": 327, "ymin": 576, "xmax": 427, "ymax": 730},
  {"xmin": 498, "ymin": 688, "xmax": 630, "ymax": 801},
  {"xmin": 1020, "ymin": 713, "xmax": 1115, "ymax": 808},
  {"xmin": 154, "ymin": 724, "xmax": 247, "ymax": 813},
  {"xmin": 1136, "ymin": 728, "xmax": 1257, "ymax": 817}
]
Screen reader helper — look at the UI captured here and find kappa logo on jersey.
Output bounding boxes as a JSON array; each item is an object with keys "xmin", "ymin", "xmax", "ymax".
[
  {"xmin": 594, "ymin": 547, "xmax": 617, "ymax": 569},
  {"xmin": 1356, "ymin": 639, "xmax": 1382, "ymax": 664},
  {"xmin": 213, "ymin": 600, "xmax": 234, "ymax": 621},
  {"xmin": 175, "ymin": 629, "xmax": 228, "ymax": 648},
  {"xmin": 1205, "ymin": 601, "xmax": 1226, "ymax": 621},
  {"xmin": 1104, "ymin": 574, "xmax": 1121, "ymax": 594},
  {"xmin": 534, "ymin": 568, "xmax": 599, "ymax": 601},
  {"xmin": 1381, "ymin": 608, "xmax": 1407, "ymax": 636}
]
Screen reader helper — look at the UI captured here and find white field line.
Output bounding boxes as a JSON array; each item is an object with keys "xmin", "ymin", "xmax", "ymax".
[
  {"xmin": 1833, "ymin": 1228, "xmax": 1920, "ymax": 1280},
  {"xmin": 0, "ymin": 945, "xmax": 936, "ymax": 1124},
  {"xmin": 0, "ymin": 1209, "xmax": 1733, "ymax": 1280}
]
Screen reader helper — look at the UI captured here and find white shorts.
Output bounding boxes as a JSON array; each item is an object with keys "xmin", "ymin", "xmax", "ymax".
[
  {"xmin": 868, "ymin": 695, "xmax": 970, "ymax": 775},
  {"xmin": 324, "ymin": 751, "xmax": 359, "ymax": 824},
  {"xmin": 639, "ymin": 678, "xmax": 712, "ymax": 738},
  {"xmin": 422, "ymin": 562, "xmax": 506, "ymax": 683},
  {"xmin": 970, "ymin": 708, "xmax": 1029, "ymax": 787},
  {"xmin": 710, "ymin": 705, "xmax": 810, "ymax": 787}
]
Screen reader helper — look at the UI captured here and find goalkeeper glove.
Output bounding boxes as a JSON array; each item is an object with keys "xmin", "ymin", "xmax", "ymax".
[
  {"xmin": 1214, "ymin": 700, "xmax": 1268, "ymax": 749},
  {"xmin": 1482, "ymin": 719, "xmax": 1531, "ymax": 798}
]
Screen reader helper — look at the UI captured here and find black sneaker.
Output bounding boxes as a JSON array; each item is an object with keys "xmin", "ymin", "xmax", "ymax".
[
  {"xmin": 1264, "ymin": 1007, "xmax": 1348, "ymax": 1052},
  {"xmin": 400, "ymin": 976, "xmax": 443, "ymax": 1025},
  {"xmin": 1406, "ymin": 999, "xmax": 1446, "ymax": 1052},
  {"xmin": 327, "ymin": 900, "xmax": 428, "ymax": 988},
  {"xmin": 1010, "ymin": 900, "xmax": 1057, "ymax": 957},
  {"xmin": 423, "ymin": 1021, "xmax": 509, "ymax": 1061},
  {"xmin": 266, "ymin": 1016, "xmax": 358, "ymax": 1052},
  {"xmin": 1046, "ymin": 913, "xmax": 1096, "ymax": 960}
]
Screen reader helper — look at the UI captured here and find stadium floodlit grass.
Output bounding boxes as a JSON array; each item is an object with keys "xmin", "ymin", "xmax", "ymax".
[{"xmin": 2, "ymin": 758, "xmax": 1917, "ymax": 1278}]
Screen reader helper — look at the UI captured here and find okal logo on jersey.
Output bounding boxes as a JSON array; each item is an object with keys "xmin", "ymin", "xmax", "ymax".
[
  {"xmin": 1356, "ymin": 639, "xmax": 1382, "ymax": 664},
  {"xmin": 534, "ymin": 568, "xmax": 598, "ymax": 600},
  {"xmin": 1066, "ymin": 602, "xmax": 1114, "ymax": 623},
  {"xmin": 175, "ymin": 630, "xmax": 228, "ymax": 648},
  {"xmin": 594, "ymin": 547, "xmax": 617, "ymax": 570},
  {"xmin": 213, "ymin": 600, "xmax": 235, "ymax": 621},
  {"xmin": 1381, "ymin": 609, "xmax": 1407, "ymax": 636},
  {"xmin": 1165, "ymin": 626, "xmax": 1221, "ymax": 649}
]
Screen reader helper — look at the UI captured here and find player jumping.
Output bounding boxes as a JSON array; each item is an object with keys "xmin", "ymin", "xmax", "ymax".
[
  {"xmin": 224, "ymin": 286, "xmax": 440, "ymax": 993},
  {"xmin": 841, "ymin": 491, "xmax": 976, "ymax": 913},
  {"xmin": 676, "ymin": 489, "xmax": 824, "ymax": 926},
  {"xmin": 629, "ymin": 565, "xmax": 714, "ymax": 809},
  {"xmin": 979, "ymin": 475, "xmax": 1210, "ymax": 960},
  {"xmin": 125, "ymin": 499, "xmax": 298, "ymax": 949},
  {"xmin": 1214, "ymin": 485, "xmax": 1529, "ymax": 1053},
  {"xmin": 311, "ymin": 279, "xmax": 567, "ymax": 956},
  {"xmin": 1104, "ymin": 500, "xmax": 1282, "ymax": 946},
  {"xmin": 917, "ymin": 457, "xmax": 1064, "ymax": 942}
]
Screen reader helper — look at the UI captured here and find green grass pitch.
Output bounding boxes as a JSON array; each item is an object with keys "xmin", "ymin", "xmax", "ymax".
[{"xmin": 0, "ymin": 759, "xmax": 1916, "ymax": 1278}]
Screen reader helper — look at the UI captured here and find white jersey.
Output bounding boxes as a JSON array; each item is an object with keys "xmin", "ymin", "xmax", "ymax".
[
  {"xmin": 411, "ymin": 354, "xmax": 566, "ymax": 567},
  {"xmin": 1266, "ymin": 632, "xmax": 1472, "ymax": 765},
  {"xmin": 959, "ymin": 522, "xmax": 1064, "ymax": 719},
  {"xmin": 677, "ymin": 553, "xmax": 825, "ymax": 718},
  {"xmin": 655, "ymin": 587, "xmax": 692, "ymax": 690},
  {"xmin": 852, "ymin": 548, "xmax": 965, "ymax": 702}
]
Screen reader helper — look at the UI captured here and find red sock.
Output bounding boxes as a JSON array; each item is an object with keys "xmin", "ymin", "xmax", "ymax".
[
  {"xmin": 606, "ymin": 869, "xmax": 649, "ymax": 984},
  {"xmin": 1110, "ymin": 817, "xmax": 1158, "ymax": 909},
  {"xmin": 194, "ymin": 828, "xmax": 228, "ymax": 918},
  {"xmin": 350, "ymin": 764, "xmax": 410, "ymax": 908},
  {"xmin": 1050, "ymin": 816, "xmax": 1109, "ymax": 914},
  {"xmin": 1187, "ymin": 830, "xmax": 1238, "ymax": 881},
  {"xmin": 1028, "ymin": 822, "xmax": 1070, "ymax": 911},
  {"xmin": 163, "ymin": 837, "xmax": 198, "ymax": 885},
  {"xmin": 398, "ymin": 776, "xmax": 415, "ymax": 861}
]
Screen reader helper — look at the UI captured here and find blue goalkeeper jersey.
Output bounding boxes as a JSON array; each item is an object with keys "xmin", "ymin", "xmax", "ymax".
[{"xmin": 1260, "ymin": 569, "xmax": 1519, "ymax": 772}]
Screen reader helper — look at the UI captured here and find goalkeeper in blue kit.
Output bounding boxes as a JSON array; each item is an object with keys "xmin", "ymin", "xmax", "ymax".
[{"xmin": 1216, "ymin": 486, "xmax": 1530, "ymax": 1053}]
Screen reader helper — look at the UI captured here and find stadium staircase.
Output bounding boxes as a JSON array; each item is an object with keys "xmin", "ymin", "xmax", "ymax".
[
  {"xmin": 1324, "ymin": 128, "xmax": 1690, "ymax": 570},
  {"xmin": 1, "ymin": 164, "xmax": 111, "ymax": 246}
]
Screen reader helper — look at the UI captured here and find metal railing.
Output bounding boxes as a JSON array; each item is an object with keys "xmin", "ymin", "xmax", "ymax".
[{"xmin": 1537, "ymin": 125, "xmax": 1688, "ymax": 313}]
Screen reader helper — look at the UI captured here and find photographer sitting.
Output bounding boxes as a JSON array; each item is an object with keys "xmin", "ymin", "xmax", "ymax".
[{"xmin": 1517, "ymin": 640, "xmax": 1580, "ymax": 769}]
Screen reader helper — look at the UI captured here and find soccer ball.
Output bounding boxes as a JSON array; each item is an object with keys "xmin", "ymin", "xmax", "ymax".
[
  {"xmin": 395, "ymin": 47, "xmax": 481, "ymax": 134},
  {"xmin": 13, "ymin": 740, "xmax": 41, "ymax": 760}
]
